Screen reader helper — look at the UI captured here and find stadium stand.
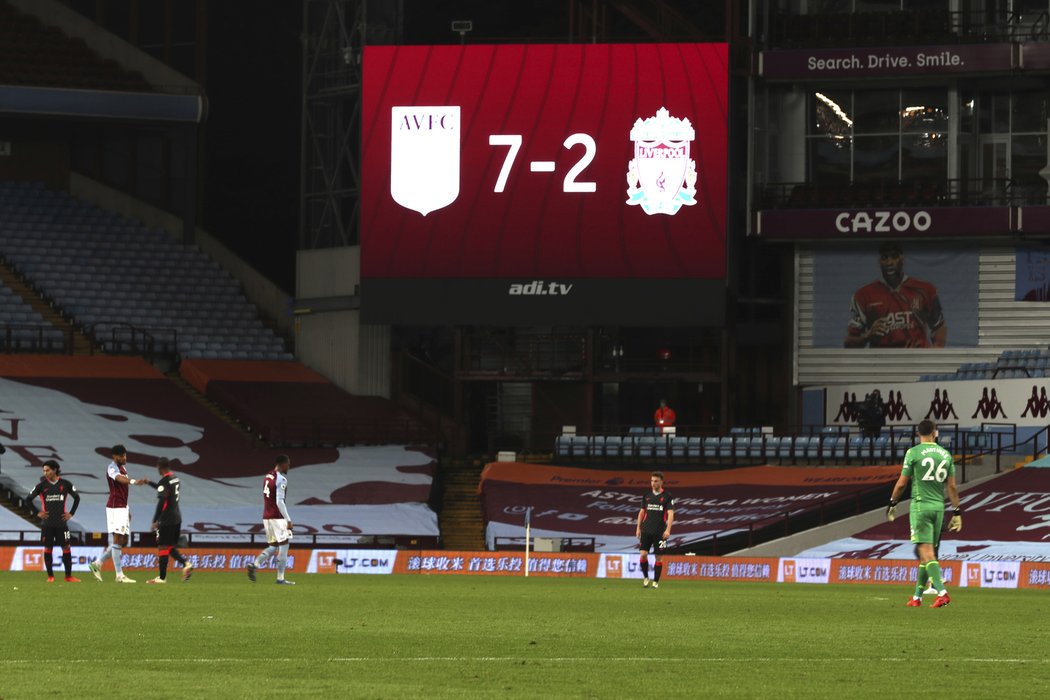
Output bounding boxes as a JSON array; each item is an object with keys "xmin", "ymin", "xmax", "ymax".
[
  {"xmin": 919, "ymin": 349, "xmax": 1050, "ymax": 381},
  {"xmin": 179, "ymin": 358, "xmax": 435, "ymax": 447},
  {"xmin": 0, "ymin": 278, "xmax": 66, "ymax": 352},
  {"xmin": 0, "ymin": 0, "xmax": 151, "ymax": 91},
  {"xmin": 0, "ymin": 181, "xmax": 290, "ymax": 360},
  {"xmin": 0, "ymin": 355, "xmax": 439, "ymax": 543}
]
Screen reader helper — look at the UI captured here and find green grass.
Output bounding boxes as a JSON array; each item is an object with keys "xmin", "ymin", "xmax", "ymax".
[{"xmin": 1, "ymin": 571, "xmax": 1048, "ymax": 699}]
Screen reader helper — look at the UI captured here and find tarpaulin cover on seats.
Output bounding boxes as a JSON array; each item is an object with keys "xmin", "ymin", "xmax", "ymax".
[{"xmin": 0, "ymin": 362, "xmax": 438, "ymax": 540}]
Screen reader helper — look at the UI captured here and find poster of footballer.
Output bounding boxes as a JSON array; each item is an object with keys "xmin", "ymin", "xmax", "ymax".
[{"xmin": 810, "ymin": 242, "xmax": 978, "ymax": 348}]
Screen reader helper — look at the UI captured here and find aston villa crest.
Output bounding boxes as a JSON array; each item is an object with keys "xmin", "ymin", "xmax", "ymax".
[
  {"xmin": 390, "ymin": 106, "xmax": 460, "ymax": 216},
  {"xmin": 625, "ymin": 107, "xmax": 697, "ymax": 216}
]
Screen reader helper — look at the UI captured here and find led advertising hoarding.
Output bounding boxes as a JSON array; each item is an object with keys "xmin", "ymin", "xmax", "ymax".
[{"xmin": 361, "ymin": 43, "xmax": 728, "ymax": 325}]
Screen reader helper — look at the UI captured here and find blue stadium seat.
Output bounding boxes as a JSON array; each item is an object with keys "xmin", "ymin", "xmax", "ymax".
[
  {"xmin": 802, "ymin": 436, "xmax": 821, "ymax": 460},
  {"xmin": 570, "ymin": 435, "xmax": 591, "ymax": 458},
  {"xmin": 589, "ymin": 435, "xmax": 605, "ymax": 457},
  {"xmin": 555, "ymin": 435, "xmax": 571, "ymax": 458},
  {"xmin": 873, "ymin": 436, "xmax": 890, "ymax": 460}
]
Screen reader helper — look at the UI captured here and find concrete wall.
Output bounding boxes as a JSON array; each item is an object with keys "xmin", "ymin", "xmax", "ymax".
[{"xmin": 296, "ymin": 246, "xmax": 390, "ymax": 396}]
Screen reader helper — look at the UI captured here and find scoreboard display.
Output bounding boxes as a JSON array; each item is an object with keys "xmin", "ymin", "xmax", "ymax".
[{"xmin": 361, "ymin": 43, "xmax": 728, "ymax": 325}]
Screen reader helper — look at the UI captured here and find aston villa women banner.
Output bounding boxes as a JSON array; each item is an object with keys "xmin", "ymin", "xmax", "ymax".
[
  {"xmin": 797, "ymin": 467, "xmax": 1050, "ymax": 562},
  {"xmin": 479, "ymin": 463, "xmax": 899, "ymax": 551}
]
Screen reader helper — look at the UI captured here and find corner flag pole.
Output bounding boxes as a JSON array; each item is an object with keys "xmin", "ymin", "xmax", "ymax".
[{"xmin": 524, "ymin": 507, "xmax": 533, "ymax": 578}]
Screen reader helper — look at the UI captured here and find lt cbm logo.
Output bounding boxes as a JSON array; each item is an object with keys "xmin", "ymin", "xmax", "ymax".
[
  {"xmin": 626, "ymin": 107, "xmax": 697, "ymax": 216},
  {"xmin": 390, "ymin": 106, "xmax": 460, "ymax": 216}
]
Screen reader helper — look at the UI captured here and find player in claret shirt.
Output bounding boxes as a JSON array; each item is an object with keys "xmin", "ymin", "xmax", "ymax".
[
  {"xmin": 88, "ymin": 444, "xmax": 150, "ymax": 583},
  {"xmin": 636, "ymin": 471, "xmax": 674, "ymax": 589},
  {"xmin": 247, "ymin": 454, "xmax": 295, "ymax": 585},
  {"xmin": 146, "ymin": 458, "xmax": 193, "ymax": 584},
  {"xmin": 26, "ymin": 460, "xmax": 82, "ymax": 582}
]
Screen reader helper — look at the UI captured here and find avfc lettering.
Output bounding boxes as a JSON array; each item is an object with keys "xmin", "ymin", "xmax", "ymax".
[{"xmin": 397, "ymin": 112, "xmax": 457, "ymax": 131}]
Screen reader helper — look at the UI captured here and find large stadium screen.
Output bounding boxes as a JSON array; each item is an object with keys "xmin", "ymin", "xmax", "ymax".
[{"xmin": 361, "ymin": 43, "xmax": 728, "ymax": 325}]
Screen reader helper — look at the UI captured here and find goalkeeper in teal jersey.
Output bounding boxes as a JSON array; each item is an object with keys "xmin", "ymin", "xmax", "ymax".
[{"xmin": 887, "ymin": 419, "xmax": 961, "ymax": 608}]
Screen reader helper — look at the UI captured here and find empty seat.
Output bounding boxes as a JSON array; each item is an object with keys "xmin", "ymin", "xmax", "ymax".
[
  {"xmin": 634, "ymin": 436, "xmax": 654, "ymax": 458},
  {"xmin": 570, "ymin": 435, "xmax": 591, "ymax": 458},
  {"xmin": 554, "ymin": 435, "xmax": 572, "ymax": 458},
  {"xmin": 602, "ymin": 436, "xmax": 622, "ymax": 458}
]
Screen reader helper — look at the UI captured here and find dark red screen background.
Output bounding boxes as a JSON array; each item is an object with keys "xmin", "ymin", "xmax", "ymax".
[{"xmin": 361, "ymin": 43, "xmax": 728, "ymax": 324}]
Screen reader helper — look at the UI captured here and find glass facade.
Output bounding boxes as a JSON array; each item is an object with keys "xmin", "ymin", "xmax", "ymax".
[{"xmin": 757, "ymin": 83, "xmax": 1050, "ymax": 203}]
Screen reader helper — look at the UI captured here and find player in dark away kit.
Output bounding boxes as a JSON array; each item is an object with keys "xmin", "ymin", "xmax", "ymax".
[
  {"xmin": 26, "ymin": 460, "xmax": 82, "ymax": 582},
  {"xmin": 147, "ymin": 457, "xmax": 193, "ymax": 583},
  {"xmin": 636, "ymin": 471, "xmax": 675, "ymax": 589}
]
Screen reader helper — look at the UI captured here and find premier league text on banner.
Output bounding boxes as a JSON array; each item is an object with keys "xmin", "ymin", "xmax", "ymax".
[{"xmin": 361, "ymin": 44, "xmax": 729, "ymax": 325}]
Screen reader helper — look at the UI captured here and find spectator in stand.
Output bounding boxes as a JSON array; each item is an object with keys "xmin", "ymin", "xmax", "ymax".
[{"xmin": 654, "ymin": 399, "xmax": 676, "ymax": 434}]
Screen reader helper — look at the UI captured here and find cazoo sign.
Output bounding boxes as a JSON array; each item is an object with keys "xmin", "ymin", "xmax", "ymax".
[
  {"xmin": 756, "ymin": 206, "xmax": 1011, "ymax": 239},
  {"xmin": 835, "ymin": 210, "xmax": 930, "ymax": 233}
]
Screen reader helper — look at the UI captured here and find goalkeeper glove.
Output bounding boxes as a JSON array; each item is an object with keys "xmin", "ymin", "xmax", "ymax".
[
  {"xmin": 886, "ymin": 499, "xmax": 897, "ymax": 521},
  {"xmin": 948, "ymin": 508, "xmax": 962, "ymax": 532}
]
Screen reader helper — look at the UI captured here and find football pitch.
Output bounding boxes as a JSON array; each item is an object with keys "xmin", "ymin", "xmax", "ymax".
[{"xmin": 1, "ymin": 571, "xmax": 1047, "ymax": 699}]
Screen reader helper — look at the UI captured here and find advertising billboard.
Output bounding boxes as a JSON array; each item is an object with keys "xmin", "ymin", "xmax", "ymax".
[{"xmin": 361, "ymin": 43, "xmax": 728, "ymax": 325}]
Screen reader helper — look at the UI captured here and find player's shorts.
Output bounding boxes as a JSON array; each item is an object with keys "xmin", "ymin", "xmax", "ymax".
[
  {"xmin": 639, "ymin": 531, "xmax": 666, "ymax": 554},
  {"xmin": 106, "ymin": 507, "xmax": 131, "ymax": 535},
  {"xmin": 909, "ymin": 506, "xmax": 944, "ymax": 545},
  {"xmin": 156, "ymin": 523, "xmax": 182, "ymax": 547},
  {"xmin": 41, "ymin": 525, "xmax": 70, "ymax": 549},
  {"xmin": 263, "ymin": 518, "xmax": 291, "ymax": 544}
]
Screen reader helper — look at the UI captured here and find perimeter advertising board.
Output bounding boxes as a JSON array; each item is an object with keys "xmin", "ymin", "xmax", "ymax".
[{"xmin": 4, "ymin": 548, "xmax": 1048, "ymax": 588}]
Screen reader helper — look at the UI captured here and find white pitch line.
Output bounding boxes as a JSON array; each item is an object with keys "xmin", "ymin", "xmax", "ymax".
[{"xmin": 0, "ymin": 657, "xmax": 1046, "ymax": 664}]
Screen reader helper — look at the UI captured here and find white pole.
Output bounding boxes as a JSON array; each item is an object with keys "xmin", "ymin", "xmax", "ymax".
[{"xmin": 524, "ymin": 507, "xmax": 532, "ymax": 577}]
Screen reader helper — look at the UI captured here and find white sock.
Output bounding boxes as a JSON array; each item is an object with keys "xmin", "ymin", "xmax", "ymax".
[
  {"xmin": 276, "ymin": 543, "xmax": 289, "ymax": 579},
  {"xmin": 254, "ymin": 545, "xmax": 277, "ymax": 568},
  {"xmin": 111, "ymin": 545, "xmax": 123, "ymax": 575}
]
